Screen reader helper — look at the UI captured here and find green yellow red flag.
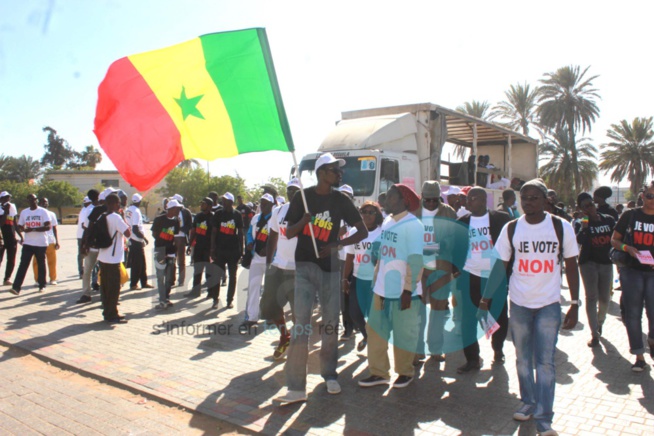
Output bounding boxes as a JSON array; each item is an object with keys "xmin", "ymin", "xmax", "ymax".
[{"xmin": 94, "ymin": 28, "xmax": 294, "ymax": 191}]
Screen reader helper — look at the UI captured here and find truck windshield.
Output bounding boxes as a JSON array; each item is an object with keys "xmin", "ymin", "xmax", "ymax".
[{"xmin": 298, "ymin": 156, "xmax": 377, "ymax": 196}]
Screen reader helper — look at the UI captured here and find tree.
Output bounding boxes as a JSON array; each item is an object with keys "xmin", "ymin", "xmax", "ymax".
[
  {"xmin": 40, "ymin": 126, "xmax": 78, "ymax": 169},
  {"xmin": 453, "ymin": 100, "xmax": 496, "ymax": 159},
  {"xmin": 539, "ymin": 128, "xmax": 598, "ymax": 205},
  {"xmin": 0, "ymin": 181, "xmax": 36, "ymax": 209},
  {"xmin": 177, "ymin": 159, "xmax": 201, "ymax": 169},
  {"xmin": 599, "ymin": 117, "xmax": 654, "ymax": 198},
  {"xmin": 159, "ymin": 167, "xmax": 210, "ymax": 211},
  {"xmin": 37, "ymin": 180, "xmax": 83, "ymax": 220},
  {"xmin": 490, "ymin": 82, "xmax": 540, "ymax": 136},
  {"xmin": 245, "ymin": 177, "xmax": 288, "ymax": 202},
  {"xmin": 76, "ymin": 145, "xmax": 103, "ymax": 169},
  {"xmin": 456, "ymin": 100, "xmax": 493, "ymax": 120},
  {"xmin": 3, "ymin": 155, "xmax": 42, "ymax": 183},
  {"xmin": 537, "ymin": 65, "xmax": 600, "ymax": 194}
]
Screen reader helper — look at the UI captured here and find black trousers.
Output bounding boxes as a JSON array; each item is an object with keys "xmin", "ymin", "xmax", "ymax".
[
  {"xmin": 0, "ymin": 240, "xmax": 18, "ymax": 282},
  {"xmin": 462, "ymin": 273, "xmax": 509, "ymax": 362},
  {"xmin": 129, "ymin": 241, "xmax": 148, "ymax": 287},
  {"xmin": 13, "ymin": 244, "xmax": 46, "ymax": 291},
  {"xmin": 100, "ymin": 262, "xmax": 121, "ymax": 320},
  {"xmin": 210, "ymin": 251, "xmax": 239, "ymax": 303},
  {"xmin": 192, "ymin": 247, "xmax": 213, "ymax": 294}
]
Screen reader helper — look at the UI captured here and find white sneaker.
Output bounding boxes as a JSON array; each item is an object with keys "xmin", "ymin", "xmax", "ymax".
[
  {"xmin": 49, "ymin": 281, "xmax": 58, "ymax": 285},
  {"xmin": 326, "ymin": 380, "xmax": 341, "ymax": 394},
  {"xmin": 274, "ymin": 390, "xmax": 307, "ymax": 405}
]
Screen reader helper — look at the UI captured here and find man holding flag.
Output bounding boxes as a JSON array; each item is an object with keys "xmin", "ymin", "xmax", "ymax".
[{"xmin": 275, "ymin": 153, "xmax": 368, "ymax": 404}]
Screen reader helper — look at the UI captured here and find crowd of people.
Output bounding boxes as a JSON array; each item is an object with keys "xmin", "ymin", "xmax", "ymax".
[{"xmin": 1, "ymin": 153, "xmax": 653, "ymax": 436}]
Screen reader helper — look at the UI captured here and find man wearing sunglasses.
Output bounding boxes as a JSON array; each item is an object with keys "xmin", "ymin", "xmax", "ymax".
[
  {"xmin": 276, "ymin": 152, "xmax": 367, "ymax": 404},
  {"xmin": 415, "ymin": 181, "xmax": 456, "ymax": 364}
]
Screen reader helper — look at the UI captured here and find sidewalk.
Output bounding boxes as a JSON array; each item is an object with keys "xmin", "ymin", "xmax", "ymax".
[{"xmin": 0, "ymin": 225, "xmax": 653, "ymax": 435}]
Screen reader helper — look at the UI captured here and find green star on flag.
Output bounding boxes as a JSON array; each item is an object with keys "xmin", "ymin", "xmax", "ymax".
[{"xmin": 175, "ymin": 86, "xmax": 205, "ymax": 120}]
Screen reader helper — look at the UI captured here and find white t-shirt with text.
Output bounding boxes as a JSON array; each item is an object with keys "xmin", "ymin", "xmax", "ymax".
[
  {"xmin": 18, "ymin": 207, "xmax": 51, "ymax": 247},
  {"xmin": 345, "ymin": 226, "xmax": 382, "ymax": 280},
  {"xmin": 372, "ymin": 213, "xmax": 424, "ymax": 298},
  {"xmin": 463, "ymin": 212, "xmax": 493, "ymax": 278},
  {"xmin": 494, "ymin": 214, "xmax": 579, "ymax": 309},
  {"xmin": 269, "ymin": 204, "xmax": 297, "ymax": 270}
]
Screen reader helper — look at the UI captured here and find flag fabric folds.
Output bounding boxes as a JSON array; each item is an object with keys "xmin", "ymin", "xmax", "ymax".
[{"xmin": 94, "ymin": 28, "xmax": 294, "ymax": 191}]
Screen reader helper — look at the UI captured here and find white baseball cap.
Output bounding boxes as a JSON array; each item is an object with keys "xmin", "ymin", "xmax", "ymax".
[
  {"xmin": 261, "ymin": 193, "xmax": 275, "ymax": 204},
  {"xmin": 339, "ymin": 184, "xmax": 354, "ymax": 196},
  {"xmin": 166, "ymin": 199, "xmax": 181, "ymax": 209},
  {"xmin": 287, "ymin": 178, "xmax": 301, "ymax": 189},
  {"xmin": 222, "ymin": 192, "xmax": 235, "ymax": 202},
  {"xmin": 314, "ymin": 152, "xmax": 345, "ymax": 172},
  {"xmin": 276, "ymin": 196, "xmax": 286, "ymax": 204},
  {"xmin": 83, "ymin": 196, "xmax": 91, "ymax": 203},
  {"xmin": 443, "ymin": 186, "xmax": 461, "ymax": 196},
  {"xmin": 132, "ymin": 193, "xmax": 143, "ymax": 203},
  {"xmin": 172, "ymin": 194, "xmax": 183, "ymax": 203},
  {"xmin": 0, "ymin": 191, "xmax": 10, "ymax": 198}
]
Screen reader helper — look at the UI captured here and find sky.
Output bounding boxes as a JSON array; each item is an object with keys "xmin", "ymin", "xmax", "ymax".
[{"xmin": 1, "ymin": 0, "xmax": 652, "ymax": 191}]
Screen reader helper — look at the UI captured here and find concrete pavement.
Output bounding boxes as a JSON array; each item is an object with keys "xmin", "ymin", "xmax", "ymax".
[{"xmin": 0, "ymin": 224, "xmax": 653, "ymax": 435}]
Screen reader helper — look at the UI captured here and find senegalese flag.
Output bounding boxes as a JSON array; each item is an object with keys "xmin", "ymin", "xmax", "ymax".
[{"xmin": 94, "ymin": 28, "xmax": 294, "ymax": 191}]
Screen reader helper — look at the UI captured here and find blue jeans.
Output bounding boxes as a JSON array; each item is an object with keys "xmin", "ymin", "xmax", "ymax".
[
  {"xmin": 619, "ymin": 267, "xmax": 654, "ymax": 355},
  {"xmin": 286, "ymin": 262, "xmax": 340, "ymax": 391},
  {"xmin": 510, "ymin": 301, "xmax": 561, "ymax": 429}
]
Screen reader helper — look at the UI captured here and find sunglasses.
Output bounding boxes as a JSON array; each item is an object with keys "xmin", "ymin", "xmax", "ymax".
[
  {"xmin": 423, "ymin": 198, "xmax": 439, "ymax": 203},
  {"xmin": 645, "ymin": 193, "xmax": 654, "ymax": 200},
  {"xmin": 360, "ymin": 209, "xmax": 377, "ymax": 215}
]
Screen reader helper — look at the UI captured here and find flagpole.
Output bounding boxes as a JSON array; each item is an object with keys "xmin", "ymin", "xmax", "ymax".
[{"xmin": 291, "ymin": 151, "xmax": 320, "ymax": 259}]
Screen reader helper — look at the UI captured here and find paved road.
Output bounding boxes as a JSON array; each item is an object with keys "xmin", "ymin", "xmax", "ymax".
[
  {"xmin": 0, "ymin": 344, "xmax": 249, "ymax": 435},
  {"xmin": 0, "ymin": 223, "xmax": 653, "ymax": 435}
]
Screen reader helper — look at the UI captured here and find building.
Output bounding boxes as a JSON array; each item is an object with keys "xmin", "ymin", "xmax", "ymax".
[{"xmin": 45, "ymin": 170, "xmax": 166, "ymax": 219}]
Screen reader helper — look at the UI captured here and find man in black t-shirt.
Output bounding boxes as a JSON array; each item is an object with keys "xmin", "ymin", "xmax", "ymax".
[
  {"xmin": 186, "ymin": 197, "xmax": 214, "ymax": 298},
  {"xmin": 210, "ymin": 192, "xmax": 244, "ymax": 309},
  {"xmin": 152, "ymin": 199, "xmax": 181, "ymax": 309},
  {"xmin": 275, "ymin": 152, "xmax": 368, "ymax": 405}
]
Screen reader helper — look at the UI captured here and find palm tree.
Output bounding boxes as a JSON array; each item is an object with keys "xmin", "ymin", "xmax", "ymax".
[
  {"xmin": 177, "ymin": 159, "xmax": 201, "ymax": 169},
  {"xmin": 453, "ymin": 100, "xmax": 495, "ymax": 158},
  {"xmin": 490, "ymin": 82, "xmax": 540, "ymax": 136},
  {"xmin": 539, "ymin": 128, "xmax": 598, "ymax": 205},
  {"xmin": 537, "ymin": 65, "xmax": 600, "ymax": 194},
  {"xmin": 78, "ymin": 145, "xmax": 103, "ymax": 169},
  {"xmin": 599, "ymin": 117, "xmax": 654, "ymax": 198},
  {"xmin": 5, "ymin": 155, "xmax": 42, "ymax": 183},
  {"xmin": 456, "ymin": 100, "xmax": 493, "ymax": 120}
]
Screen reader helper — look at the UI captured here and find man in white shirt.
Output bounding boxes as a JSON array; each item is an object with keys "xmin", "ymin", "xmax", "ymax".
[
  {"xmin": 32, "ymin": 198, "xmax": 59, "ymax": 285},
  {"xmin": 358, "ymin": 183, "xmax": 423, "ymax": 389},
  {"xmin": 125, "ymin": 193, "xmax": 152, "ymax": 290},
  {"xmin": 10, "ymin": 193, "xmax": 51, "ymax": 295},
  {"xmin": 76, "ymin": 196, "xmax": 92, "ymax": 278},
  {"xmin": 98, "ymin": 193, "xmax": 131, "ymax": 323},
  {"xmin": 261, "ymin": 179, "xmax": 300, "ymax": 360},
  {"xmin": 484, "ymin": 178, "xmax": 580, "ymax": 436}
]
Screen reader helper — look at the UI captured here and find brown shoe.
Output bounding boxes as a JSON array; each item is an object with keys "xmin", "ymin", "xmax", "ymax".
[{"xmin": 142, "ymin": 283, "xmax": 155, "ymax": 289}]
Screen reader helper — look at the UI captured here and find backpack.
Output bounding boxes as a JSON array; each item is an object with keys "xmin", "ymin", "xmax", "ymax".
[
  {"xmin": 508, "ymin": 214, "xmax": 565, "ymax": 267},
  {"xmin": 88, "ymin": 212, "xmax": 116, "ymax": 249}
]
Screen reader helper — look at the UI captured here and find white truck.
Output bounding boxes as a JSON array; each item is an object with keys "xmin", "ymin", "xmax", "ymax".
[{"xmin": 293, "ymin": 102, "xmax": 539, "ymax": 209}]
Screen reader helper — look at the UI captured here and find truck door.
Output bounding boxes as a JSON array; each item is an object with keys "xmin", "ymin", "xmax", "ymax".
[{"xmin": 379, "ymin": 158, "xmax": 399, "ymax": 195}]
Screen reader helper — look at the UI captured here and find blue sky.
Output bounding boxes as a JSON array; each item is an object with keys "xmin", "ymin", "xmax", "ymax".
[{"xmin": 1, "ymin": 0, "xmax": 652, "ymax": 188}]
